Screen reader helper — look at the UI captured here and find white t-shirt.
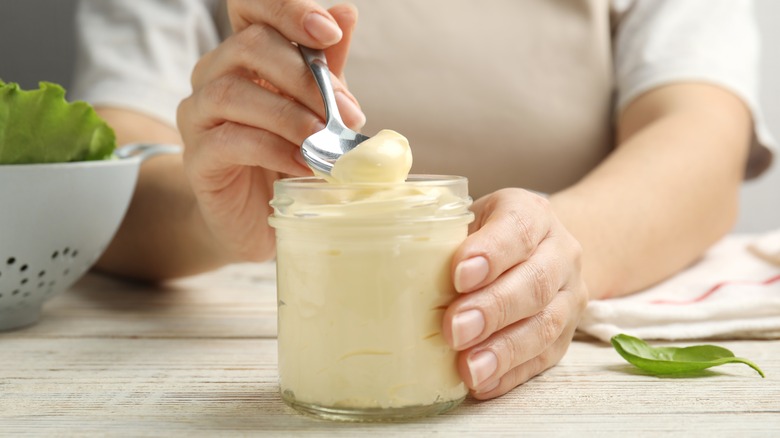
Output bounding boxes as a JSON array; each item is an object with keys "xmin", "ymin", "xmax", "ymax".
[{"xmin": 72, "ymin": 0, "xmax": 774, "ymax": 197}]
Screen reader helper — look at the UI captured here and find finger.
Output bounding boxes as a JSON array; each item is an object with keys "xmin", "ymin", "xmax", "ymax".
[
  {"xmin": 457, "ymin": 286, "xmax": 583, "ymax": 393},
  {"xmin": 471, "ymin": 323, "xmax": 577, "ymax": 400},
  {"xmin": 444, "ymin": 235, "xmax": 578, "ymax": 350},
  {"xmin": 453, "ymin": 189, "xmax": 553, "ymax": 293},
  {"xmin": 185, "ymin": 121, "xmax": 311, "ymax": 177},
  {"xmin": 228, "ymin": 0, "xmax": 343, "ymax": 47},
  {"xmin": 190, "ymin": 25, "xmax": 365, "ymax": 129},
  {"xmin": 324, "ymin": 3, "xmax": 358, "ymax": 80},
  {"xmin": 190, "ymin": 74, "xmax": 324, "ymax": 146}
]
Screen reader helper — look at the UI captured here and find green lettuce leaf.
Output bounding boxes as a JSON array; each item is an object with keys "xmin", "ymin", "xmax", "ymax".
[{"xmin": 0, "ymin": 80, "xmax": 116, "ymax": 164}]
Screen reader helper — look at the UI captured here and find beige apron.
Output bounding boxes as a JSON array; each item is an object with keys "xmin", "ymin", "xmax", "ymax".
[
  {"xmin": 317, "ymin": 0, "xmax": 614, "ymax": 198},
  {"xmin": 216, "ymin": 1, "xmax": 772, "ymax": 196}
]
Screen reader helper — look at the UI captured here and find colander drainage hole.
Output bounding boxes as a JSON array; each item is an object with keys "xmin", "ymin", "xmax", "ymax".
[
  {"xmin": 20, "ymin": 264, "xmax": 28, "ymax": 272},
  {"xmin": 53, "ymin": 248, "xmax": 79, "ymax": 261},
  {"xmin": 6, "ymin": 257, "xmax": 15, "ymax": 265},
  {"xmin": 12, "ymin": 289, "xmax": 19, "ymax": 296},
  {"xmin": 20, "ymin": 278, "xmax": 28, "ymax": 285}
]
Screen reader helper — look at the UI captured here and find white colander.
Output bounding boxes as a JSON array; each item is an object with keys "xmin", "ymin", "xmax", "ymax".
[{"xmin": 0, "ymin": 143, "xmax": 181, "ymax": 331}]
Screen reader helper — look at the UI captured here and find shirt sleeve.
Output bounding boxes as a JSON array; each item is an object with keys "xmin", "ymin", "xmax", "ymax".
[
  {"xmin": 612, "ymin": 0, "xmax": 774, "ymax": 178},
  {"xmin": 70, "ymin": 0, "xmax": 223, "ymax": 129}
]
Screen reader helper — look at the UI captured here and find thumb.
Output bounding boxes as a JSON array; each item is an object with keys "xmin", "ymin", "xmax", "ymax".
[{"xmin": 324, "ymin": 3, "xmax": 358, "ymax": 80}]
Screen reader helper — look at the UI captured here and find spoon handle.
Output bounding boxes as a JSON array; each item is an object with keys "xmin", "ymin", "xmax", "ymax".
[{"xmin": 298, "ymin": 45, "xmax": 343, "ymax": 127}]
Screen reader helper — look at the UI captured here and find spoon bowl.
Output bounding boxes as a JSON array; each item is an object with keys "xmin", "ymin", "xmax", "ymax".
[{"xmin": 299, "ymin": 45, "xmax": 369, "ymax": 176}]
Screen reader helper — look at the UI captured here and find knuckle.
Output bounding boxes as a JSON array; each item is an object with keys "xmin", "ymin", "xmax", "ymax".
[
  {"xmin": 232, "ymin": 24, "xmax": 273, "ymax": 63},
  {"xmin": 511, "ymin": 209, "xmax": 535, "ymax": 247},
  {"xmin": 502, "ymin": 331, "xmax": 523, "ymax": 368},
  {"xmin": 200, "ymin": 76, "xmax": 236, "ymax": 115},
  {"xmin": 243, "ymin": 23, "xmax": 273, "ymax": 49},
  {"xmin": 525, "ymin": 261, "xmax": 557, "ymax": 309},
  {"xmin": 486, "ymin": 286, "xmax": 513, "ymax": 331},
  {"xmin": 206, "ymin": 124, "xmax": 235, "ymax": 156},
  {"xmin": 535, "ymin": 307, "xmax": 565, "ymax": 347},
  {"xmin": 270, "ymin": 96, "xmax": 299, "ymax": 129},
  {"xmin": 278, "ymin": 0, "xmax": 320, "ymax": 28},
  {"xmin": 252, "ymin": 126, "xmax": 275, "ymax": 150},
  {"xmin": 210, "ymin": 122, "xmax": 232, "ymax": 144},
  {"xmin": 266, "ymin": 0, "xmax": 287, "ymax": 23}
]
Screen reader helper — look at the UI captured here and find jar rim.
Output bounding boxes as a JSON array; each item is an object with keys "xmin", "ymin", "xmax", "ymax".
[
  {"xmin": 274, "ymin": 174, "xmax": 468, "ymax": 189},
  {"xmin": 270, "ymin": 174, "xmax": 472, "ymax": 224}
]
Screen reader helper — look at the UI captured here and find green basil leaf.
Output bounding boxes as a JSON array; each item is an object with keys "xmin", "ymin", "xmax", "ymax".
[{"xmin": 610, "ymin": 334, "xmax": 765, "ymax": 378}]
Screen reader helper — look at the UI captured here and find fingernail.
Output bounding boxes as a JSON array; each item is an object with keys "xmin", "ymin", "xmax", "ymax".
[
  {"xmin": 451, "ymin": 309, "xmax": 485, "ymax": 349},
  {"xmin": 303, "ymin": 13, "xmax": 342, "ymax": 45},
  {"xmin": 454, "ymin": 256, "xmax": 489, "ymax": 292},
  {"xmin": 335, "ymin": 91, "xmax": 366, "ymax": 129},
  {"xmin": 468, "ymin": 350, "xmax": 498, "ymax": 388}
]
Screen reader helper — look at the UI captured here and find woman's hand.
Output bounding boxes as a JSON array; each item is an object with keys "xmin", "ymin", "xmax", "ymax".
[
  {"xmin": 176, "ymin": 0, "xmax": 365, "ymax": 261},
  {"xmin": 443, "ymin": 188, "xmax": 589, "ymax": 399}
]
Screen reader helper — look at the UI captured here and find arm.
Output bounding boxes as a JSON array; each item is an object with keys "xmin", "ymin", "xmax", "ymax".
[
  {"xmin": 551, "ymin": 82, "xmax": 752, "ymax": 298},
  {"xmin": 444, "ymin": 0, "xmax": 761, "ymax": 399},
  {"xmin": 92, "ymin": 108, "xmax": 235, "ymax": 280},
  {"xmin": 442, "ymin": 82, "xmax": 752, "ymax": 400}
]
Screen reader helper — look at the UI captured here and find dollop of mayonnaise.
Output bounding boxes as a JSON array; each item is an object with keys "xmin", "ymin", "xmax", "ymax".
[{"xmin": 329, "ymin": 129, "xmax": 412, "ymax": 183}]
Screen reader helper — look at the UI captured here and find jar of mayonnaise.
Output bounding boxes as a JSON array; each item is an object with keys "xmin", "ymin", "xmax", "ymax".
[{"xmin": 269, "ymin": 175, "xmax": 474, "ymax": 421}]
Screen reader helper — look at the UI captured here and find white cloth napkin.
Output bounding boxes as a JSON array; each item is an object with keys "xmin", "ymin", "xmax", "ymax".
[{"xmin": 578, "ymin": 229, "xmax": 780, "ymax": 342}]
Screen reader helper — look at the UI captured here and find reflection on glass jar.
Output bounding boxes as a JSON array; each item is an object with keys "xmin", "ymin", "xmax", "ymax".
[{"xmin": 269, "ymin": 175, "xmax": 474, "ymax": 422}]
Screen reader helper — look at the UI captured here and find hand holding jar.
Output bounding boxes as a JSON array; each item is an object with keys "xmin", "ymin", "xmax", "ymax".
[{"xmin": 444, "ymin": 188, "xmax": 589, "ymax": 399}]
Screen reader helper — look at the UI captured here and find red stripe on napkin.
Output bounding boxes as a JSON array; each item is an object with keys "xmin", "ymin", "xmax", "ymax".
[{"xmin": 651, "ymin": 274, "xmax": 780, "ymax": 305}]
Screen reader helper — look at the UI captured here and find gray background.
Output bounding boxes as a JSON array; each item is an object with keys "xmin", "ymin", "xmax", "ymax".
[{"xmin": 1, "ymin": 0, "xmax": 778, "ymax": 232}]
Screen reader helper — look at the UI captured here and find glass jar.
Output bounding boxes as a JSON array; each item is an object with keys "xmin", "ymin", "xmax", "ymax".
[{"xmin": 268, "ymin": 175, "xmax": 474, "ymax": 422}]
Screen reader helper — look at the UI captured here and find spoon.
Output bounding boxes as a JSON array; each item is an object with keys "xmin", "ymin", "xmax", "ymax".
[{"xmin": 298, "ymin": 45, "xmax": 369, "ymax": 176}]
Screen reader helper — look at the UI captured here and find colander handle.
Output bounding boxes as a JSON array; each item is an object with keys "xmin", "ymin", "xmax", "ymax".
[{"xmin": 114, "ymin": 143, "xmax": 183, "ymax": 161}]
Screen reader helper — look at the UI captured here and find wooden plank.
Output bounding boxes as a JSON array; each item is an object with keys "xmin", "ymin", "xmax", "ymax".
[
  {"xmin": 1, "ymin": 266, "xmax": 778, "ymax": 436},
  {"xmin": 1, "ymin": 338, "xmax": 777, "ymax": 435}
]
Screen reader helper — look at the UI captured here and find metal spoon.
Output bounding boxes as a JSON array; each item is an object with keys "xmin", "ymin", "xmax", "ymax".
[{"xmin": 298, "ymin": 45, "xmax": 369, "ymax": 176}]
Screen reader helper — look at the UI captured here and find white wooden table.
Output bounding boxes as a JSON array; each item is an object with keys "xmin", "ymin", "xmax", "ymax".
[{"xmin": 2, "ymin": 263, "xmax": 778, "ymax": 436}]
